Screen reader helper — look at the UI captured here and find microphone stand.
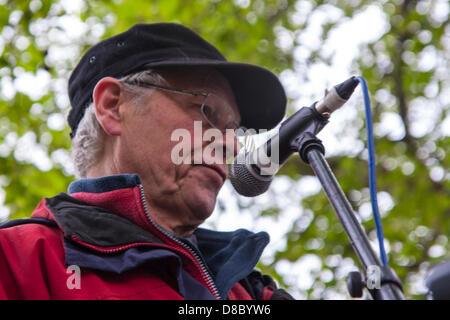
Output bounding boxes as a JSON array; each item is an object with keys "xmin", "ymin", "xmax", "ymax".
[{"xmin": 291, "ymin": 108, "xmax": 405, "ymax": 300}]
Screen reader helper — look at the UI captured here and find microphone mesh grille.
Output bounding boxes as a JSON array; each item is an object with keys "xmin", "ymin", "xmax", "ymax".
[{"xmin": 228, "ymin": 153, "xmax": 273, "ymax": 197}]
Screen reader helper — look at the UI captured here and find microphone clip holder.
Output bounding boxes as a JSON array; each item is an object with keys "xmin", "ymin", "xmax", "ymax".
[{"xmin": 291, "ymin": 132, "xmax": 325, "ymax": 164}]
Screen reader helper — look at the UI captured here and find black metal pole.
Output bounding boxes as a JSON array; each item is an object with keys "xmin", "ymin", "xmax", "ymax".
[
  {"xmin": 307, "ymin": 150, "xmax": 380, "ymax": 268},
  {"xmin": 294, "ymin": 132, "xmax": 404, "ymax": 300},
  {"xmin": 306, "ymin": 149, "xmax": 404, "ymax": 300}
]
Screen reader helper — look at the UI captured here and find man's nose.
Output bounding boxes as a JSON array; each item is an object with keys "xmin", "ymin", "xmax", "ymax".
[
  {"xmin": 223, "ymin": 130, "xmax": 241, "ymax": 161},
  {"xmin": 204, "ymin": 130, "xmax": 241, "ymax": 163}
]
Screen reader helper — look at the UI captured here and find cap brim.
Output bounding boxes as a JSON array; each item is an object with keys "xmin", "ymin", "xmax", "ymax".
[{"xmin": 143, "ymin": 59, "xmax": 286, "ymax": 131}]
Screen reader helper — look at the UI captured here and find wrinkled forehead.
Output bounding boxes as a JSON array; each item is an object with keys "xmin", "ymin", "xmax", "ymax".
[{"xmin": 155, "ymin": 67, "xmax": 240, "ymax": 120}]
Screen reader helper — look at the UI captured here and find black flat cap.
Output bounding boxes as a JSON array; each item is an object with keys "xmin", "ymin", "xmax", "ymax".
[{"xmin": 68, "ymin": 23, "xmax": 286, "ymax": 138}]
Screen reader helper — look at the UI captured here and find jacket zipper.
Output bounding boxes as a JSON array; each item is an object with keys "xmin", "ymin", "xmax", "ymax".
[{"xmin": 137, "ymin": 184, "xmax": 221, "ymax": 300}]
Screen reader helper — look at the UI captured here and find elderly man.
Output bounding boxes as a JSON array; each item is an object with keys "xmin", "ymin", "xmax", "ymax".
[{"xmin": 0, "ymin": 23, "xmax": 291, "ymax": 300}]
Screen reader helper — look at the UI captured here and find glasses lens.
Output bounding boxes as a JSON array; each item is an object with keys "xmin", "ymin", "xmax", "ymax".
[{"xmin": 201, "ymin": 93, "xmax": 239, "ymax": 132}]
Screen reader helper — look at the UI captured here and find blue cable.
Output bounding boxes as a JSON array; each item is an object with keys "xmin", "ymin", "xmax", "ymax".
[{"xmin": 355, "ymin": 76, "xmax": 389, "ymax": 267}]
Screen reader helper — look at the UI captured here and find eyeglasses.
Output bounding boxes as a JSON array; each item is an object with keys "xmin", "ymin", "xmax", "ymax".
[{"xmin": 126, "ymin": 79, "xmax": 241, "ymax": 132}]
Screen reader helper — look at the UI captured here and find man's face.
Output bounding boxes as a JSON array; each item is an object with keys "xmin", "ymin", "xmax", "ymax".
[{"xmin": 116, "ymin": 68, "xmax": 240, "ymax": 235}]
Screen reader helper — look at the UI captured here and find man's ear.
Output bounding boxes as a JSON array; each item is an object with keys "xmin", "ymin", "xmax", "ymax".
[{"xmin": 93, "ymin": 77, "xmax": 124, "ymax": 136}]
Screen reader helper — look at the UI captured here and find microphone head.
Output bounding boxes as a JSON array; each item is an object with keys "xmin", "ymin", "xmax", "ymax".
[{"xmin": 228, "ymin": 152, "xmax": 273, "ymax": 197}]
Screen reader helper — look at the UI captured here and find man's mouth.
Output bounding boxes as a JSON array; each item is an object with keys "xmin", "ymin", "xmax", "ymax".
[{"xmin": 193, "ymin": 164, "xmax": 227, "ymax": 182}]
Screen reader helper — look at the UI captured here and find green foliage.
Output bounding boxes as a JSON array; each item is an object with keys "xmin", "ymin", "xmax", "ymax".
[{"xmin": 1, "ymin": 0, "xmax": 449, "ymax": 299}]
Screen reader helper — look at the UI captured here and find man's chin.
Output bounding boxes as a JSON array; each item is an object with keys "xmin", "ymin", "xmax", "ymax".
[
  {"xmin": 175, "ymin": 166, "xmax": 224, "ymax": 224},
  {"xmin": 181, "ymin": 185, "xmax": 219, "ymax": 222}
]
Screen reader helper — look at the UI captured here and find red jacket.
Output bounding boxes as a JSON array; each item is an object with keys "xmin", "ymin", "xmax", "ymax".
[{"xmin": 0, "ymin": 174, "xmax": 292, "ymax": 300}]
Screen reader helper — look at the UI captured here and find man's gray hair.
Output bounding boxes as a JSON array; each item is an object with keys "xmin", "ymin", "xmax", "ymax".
[{"xmin": 71, "ymin": 69, "xmax": 165, "ymax": 178}]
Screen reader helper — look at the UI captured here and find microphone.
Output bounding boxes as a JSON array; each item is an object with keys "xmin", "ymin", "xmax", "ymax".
[{"xmin": 229, "ymin": 76, "xmax": 359, "ymax": 197}]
